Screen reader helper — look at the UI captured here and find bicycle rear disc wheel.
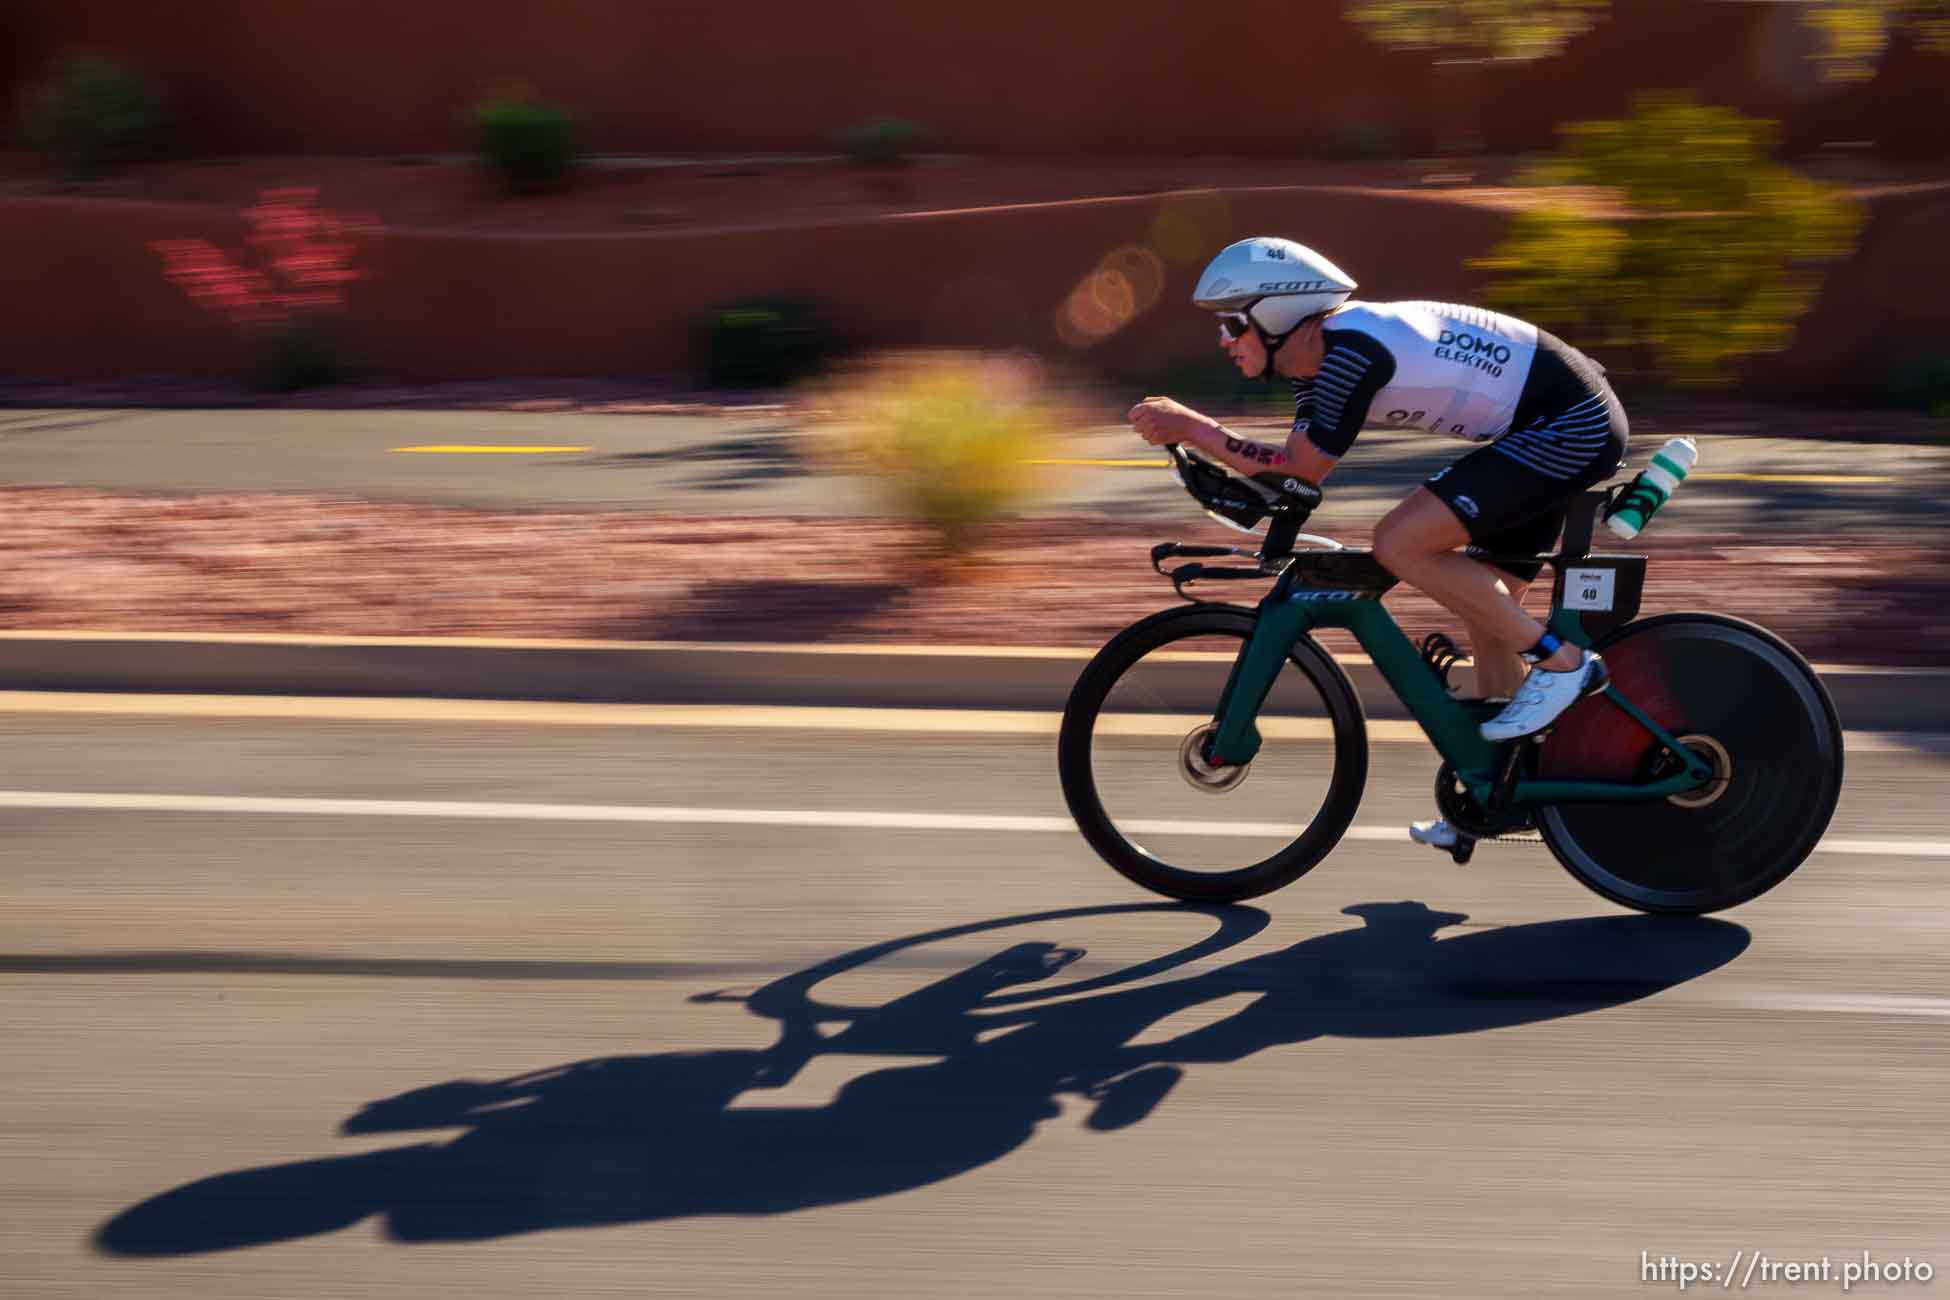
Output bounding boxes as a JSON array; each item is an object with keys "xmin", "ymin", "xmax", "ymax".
[
  {"xmin": 1058, "ymin": 604, "xmax": 1367, "ymax": 903},
  {"xmin": 1536, "ymin": 613, "xmax": 1843, "ymax": 915}
]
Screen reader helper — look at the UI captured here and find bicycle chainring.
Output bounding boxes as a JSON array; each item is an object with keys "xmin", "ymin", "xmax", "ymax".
[{"xmin": 1434, "ymin": 760, "xmax": 1539, "ymax": 842}]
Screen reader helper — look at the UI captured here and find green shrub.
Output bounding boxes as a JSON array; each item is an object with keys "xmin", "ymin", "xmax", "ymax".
[
  {"xmin": 1473, "ymin": 93, "xmax": 1862, "ymax": 386},
  {"xmin": 250, "ymin": 318, "xmax": 359, "ymax": 392},
  {"xmin": 16, "ymin": 52, "xmax": 168, "ymax": 181},
  {"xmin": 1883, "ymin": 353, "xmax": 1950, "ymax": 415},
  {"xmin": 1323, "ymin": 122, "xmax": 1400, "ymax": 161},
  {"xmin": 1801, "ymin": 0, "xmax": 1950, "ymax": 81},
  {"xmin": 803, "ymin": 354, "xmax": 1057, "ymax": 550},
  {"xmin": 1345, "ymin": 0, "xmax": 1610, "ymax": 62},
  {"xmin": 834, "ymin": 118, "xmax": 931, "ymax": 167},
  {"xmin": 469, "ymin": 95, "xmax": 580, "ymax": 194},
  {"xmin": 696, "ymin": 299, "xmax": 839, "ymax": 388}
]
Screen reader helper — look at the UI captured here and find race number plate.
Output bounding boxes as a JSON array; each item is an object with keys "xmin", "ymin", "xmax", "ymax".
[{"xmin": 1563, "ymin": 567, "xmax": 1616, "ymax": 612}]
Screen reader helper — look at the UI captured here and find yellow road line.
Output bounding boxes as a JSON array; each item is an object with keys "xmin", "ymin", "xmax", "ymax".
[
  {"xmin": 0, "ymin": 691, "xmax": 1420, "ymax": 741},
  {"xmin": 389, "ymin": 445, "xmax": 593, "ymax": 454},
  {"xmin": 1691, "ymin": 472, "xmax": 1894, "ymax": 484},
  {"xmin": 379, "ymin": 449, "xmax": 1893, "ymax": 481},
  {"xmin": 1026, "ymin": 457, "xmax": 1170, "ymax": 467},
  {"xmin": 0, "ymin": 692, "xmax": 1928, "ymax": 751},
  {"xmin": 1027, "ymin": 459, "xmax": 1893, "ymax": 484}
]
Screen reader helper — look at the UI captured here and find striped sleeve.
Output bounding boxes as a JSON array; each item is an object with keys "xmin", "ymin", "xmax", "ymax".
[
  {"xmin": 1289, "ymin": 378, "xmax": 1316, "ymax": 436},
  {"xmin": 1302, "ymin": 330, "xmax": 1396, "ymax": 458}
]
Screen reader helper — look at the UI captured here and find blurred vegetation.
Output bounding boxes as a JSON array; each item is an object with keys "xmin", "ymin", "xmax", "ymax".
[
  {"xmin": 834, "ymin": 118, "xmax": 932, "ymax": 168},
  {"xmin": 695, "ymin": 298, "xmax": 842, "ymax": 388},
  {"xmin": 1344, "ymin": 0, "xmax": 1609, "ymax": 61},
  {"xmin": 1344, "ymin": 1, "xmax": 1608, "ymax": 154},
  {"xmin": 469, "ymin": 93, "xmax": 581, "ymax": 194},
  {"xmin": 1473, "ymin": 93, "xmax": 1862, "ymax": 387},
  {"xmin": 802, "ymin": 354, "xmax": 1058, "ymax": 551},
  {"xmin": 250, "ymin": 318, "xmax": 360, "ymax": 392},
  {"xmin": 1802, "ymin": 0, "xmax": 1950, "ymax": 81},
  {"xmin": 1323, "ymin": 122, "xmax": 1401, "ymax": 160},
  {"xmin": 1883, "ymin": 354, "xmax": 1950, "ymax": 417},
  {"xmin": 15, "ymin": 52, "xmax": 170, "ymax": 181}
]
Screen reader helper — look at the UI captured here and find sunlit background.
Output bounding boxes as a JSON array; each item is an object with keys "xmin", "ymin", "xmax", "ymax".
[{"xmin": 1, "ymin": 4, "xmax": 1947, "ymax": 1297}]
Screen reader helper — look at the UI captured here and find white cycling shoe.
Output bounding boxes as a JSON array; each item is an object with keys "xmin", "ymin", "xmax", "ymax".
[
  {"xmin": 1408, "ymin": 818, "xmax": 1459, "ymax": 850},
  {"xmin": 1480, "ymin": 649, "xmax": 1608, "ymax": 742}
]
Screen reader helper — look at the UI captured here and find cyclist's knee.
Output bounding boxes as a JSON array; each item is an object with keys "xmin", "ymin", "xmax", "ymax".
[
  {"xmin": 1371, "ymin": 516, "xmax": 1429, "ymax": 572},
  {"xmin": 1374, "ymin": 492, "xmax": 1466, "ymax": 573}
]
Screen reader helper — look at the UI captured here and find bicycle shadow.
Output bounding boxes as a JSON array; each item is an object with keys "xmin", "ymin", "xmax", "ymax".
[{"xmin": 95, "ymin": 901, "xmax": 1747, "ymax": 1255}]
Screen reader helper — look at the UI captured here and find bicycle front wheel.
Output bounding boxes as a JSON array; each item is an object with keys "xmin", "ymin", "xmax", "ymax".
[
  {"xmin": 1535, "ymin": 612, "xmax": 1844, "ymax": 915},
  {"xmin": 1058, "ymin": 604, "xmax": 1368, "ymax": 903}
]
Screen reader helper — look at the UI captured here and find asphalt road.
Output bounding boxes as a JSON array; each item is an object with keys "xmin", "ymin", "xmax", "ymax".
[
  {"xmin": 3, "ymin": 407, "xmax": 1944, "ymax": 536},
  {"xmin": 3, "ymin": 701, "xmax": 1947, "ymax": 1298}
]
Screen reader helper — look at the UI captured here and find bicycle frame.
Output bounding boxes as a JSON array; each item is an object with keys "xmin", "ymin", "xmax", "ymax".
[
  {"xmin": 1208, "ymin": 578, "xmax": 1713, "ymax": 808},
  {"xmin": 1154, "ymin": 459, "xmax": 1715, "ymax": 809}
]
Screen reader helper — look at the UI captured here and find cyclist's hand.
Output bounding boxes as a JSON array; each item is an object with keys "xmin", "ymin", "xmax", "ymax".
[{"xmin": 1128, "ymin": 396, "xmax": 1206, "ymax": 447}]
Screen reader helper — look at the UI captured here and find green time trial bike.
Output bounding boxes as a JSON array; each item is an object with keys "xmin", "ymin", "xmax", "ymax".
[{"xmin": 1057, "ymin": 444, "xmax": 1844, "ymax": 915}]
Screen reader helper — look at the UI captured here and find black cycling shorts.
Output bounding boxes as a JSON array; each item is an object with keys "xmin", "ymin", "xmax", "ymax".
[{"xmin": 1423, "ymin": 332, "xmax": 1628, "ymax": 583}]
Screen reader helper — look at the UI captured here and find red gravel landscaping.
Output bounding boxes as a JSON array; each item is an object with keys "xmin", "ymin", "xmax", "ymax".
[{"xmin": 1, "ymin": 488, "xmax": 1940, "ymax": 668}]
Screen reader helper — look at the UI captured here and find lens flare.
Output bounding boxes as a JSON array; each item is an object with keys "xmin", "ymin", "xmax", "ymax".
[{"xmin": 1055, "ymin": 245, "xmax": 1167, "ymax": 350}]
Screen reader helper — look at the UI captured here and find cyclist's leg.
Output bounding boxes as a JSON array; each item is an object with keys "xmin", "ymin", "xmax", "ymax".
[
  {"xmin": 1392, "ymin": 414, "xmax": 1622, "ymax": 655},
  {"xmin": 1372, "ymin": 486, "xmax": 1578, "ymax": 672},
  {"xmin": 1461, "ymin": 576, "xmax": 1531, "ymax": 698},
  {"xmin": 1381, "ymin": 486, "xmax": 1560, "ymax": 849},
  {"xmin": 1459, "ymin": 512, "xmax": 1563, "ymax": 697}
]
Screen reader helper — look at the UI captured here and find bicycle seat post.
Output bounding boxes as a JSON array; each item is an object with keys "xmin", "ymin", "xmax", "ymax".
[{"xmin": 1556, "ymin": 490, "xmax": 1606, "ymax": 562}]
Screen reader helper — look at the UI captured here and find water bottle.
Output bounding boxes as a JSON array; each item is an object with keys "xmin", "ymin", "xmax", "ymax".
[{"xmin": 1605, "ymin": 437, "xmax": 1698, "ymax": 540}]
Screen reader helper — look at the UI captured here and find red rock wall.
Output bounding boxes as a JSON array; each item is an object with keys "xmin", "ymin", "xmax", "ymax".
[
  {"xmin": 5, "ymin": 184, "xmax": 1945, "ymax": 397},
  {"xmin": 5, "ymin": 0, "xmax": 1945, "ymax": 158}
]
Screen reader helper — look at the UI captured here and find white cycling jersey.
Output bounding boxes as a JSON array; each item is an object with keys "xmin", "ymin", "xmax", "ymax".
[{"xmin": 1296, "ymin": 301, "xmax": 1543, "ymax": 453}]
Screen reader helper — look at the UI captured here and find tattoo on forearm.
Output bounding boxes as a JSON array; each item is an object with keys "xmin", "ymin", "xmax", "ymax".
[{"xmin": 1223, "ymin": 434, "xmax": 1287, "ymax": 467}]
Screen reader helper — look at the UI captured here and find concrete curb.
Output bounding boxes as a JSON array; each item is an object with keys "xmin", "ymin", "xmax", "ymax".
[{"xmin": 0, "ymin": 631, "xmax": 1943, "ymax": 733}]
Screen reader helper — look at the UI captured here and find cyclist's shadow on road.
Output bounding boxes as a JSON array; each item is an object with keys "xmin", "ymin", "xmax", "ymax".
[{"xmin": 97, "ymin": 901, "xmax": 1747, "ymax": 1256}]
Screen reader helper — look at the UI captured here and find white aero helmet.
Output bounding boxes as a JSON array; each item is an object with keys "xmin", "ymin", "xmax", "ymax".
[{"xmin": 1193, "ymin": 237, "xmax": 1357, "ymax": 342}]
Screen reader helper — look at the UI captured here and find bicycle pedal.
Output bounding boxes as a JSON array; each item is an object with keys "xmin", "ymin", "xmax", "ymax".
[{"xmin": 1448, "ymin": 836, "xmax": 1476, "ymax": 865}]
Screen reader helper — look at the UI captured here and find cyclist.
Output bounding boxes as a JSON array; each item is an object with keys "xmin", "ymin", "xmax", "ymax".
[{"xmin": 1128, "ymin": 236, "xmax": 1626, "ymax": 851}]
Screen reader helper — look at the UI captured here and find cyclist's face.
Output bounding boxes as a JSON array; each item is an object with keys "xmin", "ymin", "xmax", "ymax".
[{"xmin": 1218, "ymin": 316, "xmax": 1267, "ymax": 377}]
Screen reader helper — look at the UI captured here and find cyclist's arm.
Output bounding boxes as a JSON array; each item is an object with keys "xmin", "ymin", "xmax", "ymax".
[
  {"xmin": 1294, "ymin": 330, "xmax": 1396, "ymax": 463},
  {"xmin": 1189, "ymin": 421, "xmax": 1336, "ymax": 482},
  {"xmin": 1190, "ymin": 329, "xmax": 1396, "ymax": 484}
]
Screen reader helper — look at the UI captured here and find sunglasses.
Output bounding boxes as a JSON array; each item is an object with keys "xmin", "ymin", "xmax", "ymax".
[{"xmin": 1217, "ymin": 310, "xmax": 1255, "ymax": 342}]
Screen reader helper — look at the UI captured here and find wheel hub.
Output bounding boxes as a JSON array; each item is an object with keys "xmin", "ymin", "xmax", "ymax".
[
  {"xmin": 1666, "ymin": 733, "xmax": 1732, "ymax": 809},
  {"xmin": 1179, "ymin": 723, "xmax": 1249, "ymax": 792}
]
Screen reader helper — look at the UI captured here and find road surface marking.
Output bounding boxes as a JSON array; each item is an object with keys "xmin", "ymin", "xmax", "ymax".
[
  {"xmin": 388, "ymin": 445, "xmax": 593, "ymax": 454},
  {"xmin": 1690, "ymin": 472, "xmax": 1895, "ymax": 484},
  {"xmin": 0, "ymin": 634, "xmax": 1920, "ymax": 681},
  {"xmin": 1022, "ymin": 458, "xmax": 1895, "ymax": 484},
  {"xmin": 1689, "ymin": 989, "xmax": 1950, "ymax": 1019},
  {"xmin": 1026, "ymin": 457, "xmax": 1170, "ymax": 467},
  {"xmin": 0, "ymin": 691, "xmax": 1409, "ymax": 739},
  {"xmin": 0, "ymin": 789, "xmax": 1943, "ymax": 857},
  {"xmin": 0, "ymin": 692, "xmax": 1934, "ymax": 753}
]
